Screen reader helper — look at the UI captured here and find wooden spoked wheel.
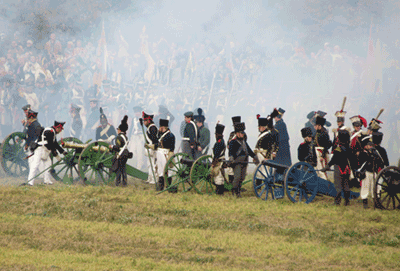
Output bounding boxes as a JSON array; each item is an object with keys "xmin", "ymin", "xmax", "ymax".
[
  {"xmin": 374, "ymin": 166, "xmax": 400, "ymax": 210},
  {"xmin": 0, "ymin": 132, "xmax": 29, "ymax": 177},
  {"xmin": 190, "ymin": 155, "xmax": 214, "ymax": 195},
  {"xmin": 162, "ymin": 152, "xmax": 192, "ymax": 193},
  {"xmin": 284, "ymin": 162, "xmax": 319, "ymax": 204}
]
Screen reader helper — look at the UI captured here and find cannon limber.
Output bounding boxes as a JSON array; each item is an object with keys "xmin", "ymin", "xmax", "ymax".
[
  {"xmin": 23, "ymin": 139, "xmax": 147, "ymax": 185},
  {"xmin": 253, "ymin": 160, "xmax": 360, "ymax": 204}
]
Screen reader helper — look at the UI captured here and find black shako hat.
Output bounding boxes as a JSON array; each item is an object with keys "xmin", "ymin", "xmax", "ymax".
[
  {"xmin": 301, "ymin": 127, "xmax": 313, "ymax": 138},
  {"xmin": 234, "ymin": 122, "xmax": 246, "ymax": 132},
  {"xmin": 256, "ymin": 114, "xmax": 268, "ymax": 127},
  {"xmin": 231, "ymin": 116, "xmax": 241, "ymax": 125},
  {"xmin": 315, "ymin": 115, "xmax": 326, "ymax": 126},
  {"xmin": 27, "ymin": 109, "xmax": 38, "ymax": 118},
  {"xmin": 142, "ymin": 111, "xmax": 154, "ymax": 121},
  {"xmin": 118, "ymin": 115, "xmax": 129, "ymax": 132},
  {"xmin": 159, "ymin": 118, "xmax": 169, "ymax": 127},
  {"xmin": 100, "ymin": 107, "xmax": 107, "ymax": 122},
  {"xmin": 372, "ymin": 131, "xmax": 383, "ymax": 145},
  {"xmin": 215, "ymin": 123, "xmax": 225, "ymax": 134},
  {"xmin": 53, "ymin": 121, "xmax": 66, "ymax": 129}
]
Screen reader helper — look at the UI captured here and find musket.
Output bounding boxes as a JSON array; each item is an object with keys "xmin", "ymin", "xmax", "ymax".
[
  {"xmin": 375, "ymin": 108, "xmax": 384, "ymax": 120},
  {"xmin": 140, "ymin": 119, "xmax": 157, "ymax": 188},
  {"xmin": 340, "ymin": 96, "xmax": 347, "ymax": 112}
]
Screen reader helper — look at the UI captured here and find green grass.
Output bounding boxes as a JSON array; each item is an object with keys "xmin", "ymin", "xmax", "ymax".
[{"xmin": 0, "ymin": 175, "xmax": 399, "ymax": 270}]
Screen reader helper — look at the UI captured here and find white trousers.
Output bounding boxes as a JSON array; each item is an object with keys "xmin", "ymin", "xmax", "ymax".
[
  {"xmin": 155, "ymin": 149, "xmax": 169, "ymax": 178},
  {"xmin": 213, "ymin": 165, "xmax": 225, "ymax": 185},
  {"xmin": 315, "ymin": 147, "xmax": 328, "ymax": 180},
  {"xmin": 27, "ymin": 146, "xmax": 53, "ymax": 185},
  {"xmin": 147, "ymin": 149, "xmax": 157, "ymax": 182},
  {"xmin": 360, "ymin": 171, "xmax": 375, "ymax": 200},
  {"xmin": 128, "ymin": 134, "xmax": 145, "ymax": 171}
]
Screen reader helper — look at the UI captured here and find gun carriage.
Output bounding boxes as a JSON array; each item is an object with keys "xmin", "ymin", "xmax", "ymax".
[
  {"xmin": 373, "ymin": 165, "xmax": 400, "ymax": 210},
  {"xmin": 253, "ymin": 160, "xmax": 360, "ymax": 203}
]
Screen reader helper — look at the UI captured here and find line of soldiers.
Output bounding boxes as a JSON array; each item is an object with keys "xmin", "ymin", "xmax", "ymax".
[{"xmin": 298, "ymin": 107, "xmax": 389, "ymax": 208}]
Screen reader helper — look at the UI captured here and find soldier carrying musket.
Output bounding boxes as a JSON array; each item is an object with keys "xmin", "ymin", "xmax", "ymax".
[{"xmin": 143, "ymin": 111, "xmax": 158, "ymax": 184}]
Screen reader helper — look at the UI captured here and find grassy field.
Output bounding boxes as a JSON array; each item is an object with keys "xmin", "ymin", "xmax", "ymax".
[{"xmin": 0, "ymin": 171, "xmax": 399, "ymax": 271}]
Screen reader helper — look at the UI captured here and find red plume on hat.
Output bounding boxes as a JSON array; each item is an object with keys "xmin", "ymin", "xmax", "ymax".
[
  {"xmin": 256, "ymin": 114, "xmax": 260, "ymax": 119},
  {"xmin": 359, "ymin": 115, "xmax": 367, "ymax": 128}
]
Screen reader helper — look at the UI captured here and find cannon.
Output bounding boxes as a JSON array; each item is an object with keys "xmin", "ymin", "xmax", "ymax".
[
  {"xmin": 0, "ymin": 132, "xmax": 30, "ymax": 177},
  {"xmin": 253, "ymin": 160, "xmax": 360, "ymax": 204},
  {"xmin": 159, "ymin": 153, "xmax": 251, "ymax": 194},
  {"xmin": 373, "ymin": 165, "xmax": 400, "ymax": 210},
  {"xmin": 27, "ymin": 140, "xmax": 147, "ymax": 185}
]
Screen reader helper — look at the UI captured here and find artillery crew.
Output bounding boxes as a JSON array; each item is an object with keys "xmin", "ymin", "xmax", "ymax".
[
  {"xmin": 21, "ymin": 104, "xmax": 31, "ymax": 133},
  {"xmin": 322, "ymin": 130, "xmax": 352, "ymax": 206},
  {"xmin": 226, "ymin": 116, "xmax": 245, "ymax": 184},
  {"xmin": 349, "ymin": 115, "xmax": 368, "ymax": 155},
  {"xmin": 273, "ymin": 108, "xmax": 291, "ymax": 167},
  {"xmin": 313, "ymin": 114, "xmax": 332, "ymax": 180},
  {"xmin": 211, "ymin": 123, "xmax": 226, "ymax": 195},
  {"xmin": 27, "ymin": 121, "xmax": 67, "ymax": 186},
  {"xmin": 96, "ymin": 107, "xmax": 117, "ymax": 143},
  {"xmin": 24, "ymin": 109, "xmax": 42, "ymax": 152},
  {"xmin": 332, "ymin": 109, "xmax": 350, "ymax": 151},
  {"xmin": 143, "ymin": 111, "xmax": 158, "ymax": 184},
  {"xmin": 297, "ymin": 127, "xmax": 317, "ymax": 166},
  {"xmin": 155, "ymin": 118, "xmax": 176, "ymax": 191},
  {"xmin": 181, "ymin": 111, "xmax": 198, "ymax": 159},
  {"xmin": 228, "ymin": 122, "xmax": 259, "ymax": 198},
  {"xmin": 193, "ymin": 109, "xmax": 210, "ymax": 160},
  {"xmin": 109, "ymin": 115, "xmax": 131, "ymax": 187}
]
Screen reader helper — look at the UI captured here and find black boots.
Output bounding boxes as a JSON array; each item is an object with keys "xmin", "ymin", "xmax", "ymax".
[
  {"xmin": 156, "ymin": 177, "xmax": 165, "ymax": 191},
  {"xmin": 167, "ymin": 177, "xmax": 177, "ymax": 193},
  {"xmin": 333, "ymin": 193, "xmax": 341, "ymax": 205},
  {"xmin": 215, "ymin": 185, "xmax": 224, "ymax": 195},
  {"xmin": 228, "ymin": 175, "xmax": 234, "ymax": 183},
  {"xmin": 363, "ymin": 199, "xmax": 368, "ymax": 209},
  {"xmin": 344, "ymin": 192, "xmax": 350, "ymax": 206}
]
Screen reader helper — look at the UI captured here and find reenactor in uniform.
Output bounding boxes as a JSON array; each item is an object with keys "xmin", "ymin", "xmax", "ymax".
[
  {"xmin": 70, "ymin": 103, "xmax": 83, "ymax": 140},
  {"xmin": 181, "ymin": 111, "xmax": 197, "ymax": 159},
  {"xmin": 154, "ymin": 104, "xmax": 175, "ymax": 128},
  {"xmin": 226, "ymin": 116, "xmax": 246, "ymax": 184},
  {"xmin": 321, "ymin": 130, "xmax": 352, "ymax": 206},
  {"xmin": 128, "ymin": 105, "xmax": 146, "ymax": 171},
  {"xmin": 298, "ymin": 127, "xmax": 317, "ymax": 166},
  {"xmin": 305, "ymin": 110, "xmax": 332, "ymax": 136},
  {"xmin": 193, "ymin": 111, "xmax": 210, "ymax": 160},
  {"xmin": 155, "ymin": 118, "xmax": 176, "ymax": 191},
  {"xmin": 85, "ymin": 98, "xmax": 100, "ymax": 140},
  {"xmin": 372, "ymin": 131, "xmax": 389, "ymax": 170},
  {"xmin": 96, "ymin": 107, "xmax": 117, "ymax": 143},
  {"xmin": 349, "ymin": 115, "xmax": 368, "ymax": 156},
  {"xmin": 273, "ymin": 108, "xmax": 291, "ymax": 167},
  {"xmin": 228, "ymin": 122, "xmax": 259, "ymax": 197},
  {"xmin": 357, "ymin": 136, "xmax": 385, "ymax": 209},
  {"xmin": 26, "ymin": 121, "xmax": 67, "ymax": 186},
  {"xmin": 21, "ymin": 104, "xmax": 31, "ymax": 133},
  {"xmin": 24, "ymin": 110, "xmax": 43, "ymax": 168},
  {"xmin": 313, "ymin": 114, "xmax": 332, "ymax": 180},
  {"xmin": 211, "ymin": 123, "xmax": 226, "ymax": 195},
  {"xmin": 332, "ymin": 110, "xmax": 351, "ymax": 151},
  {"xmin": 109, "ymin": 116, "xmax": 131, "ymax": 187},
  {"xmin": 143, "ymin": 111, "xmax": 158, "ymax": 184}
]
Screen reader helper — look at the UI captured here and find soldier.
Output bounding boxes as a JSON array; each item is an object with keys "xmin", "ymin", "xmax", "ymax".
[
  {"xmin": 226, "ymin": 116, "xmax": 245, "ymax": 184},
  {"xmin": 21, "ymin": 104, "xmax": 31, "ymax": 133},
  {"xmin": 142, "ymin": 111, "xmax": 158, "ymax": 184},
  {"xmin": 332, "ymin": 109, "xmax": 351, "ymax": 151},
  {"xmin": 298, "ymin": 127, "xmax": 317, "ymax": 166},
  {"xmin": 313, "ymin": 114, "xmax": 332, "ymax": 180},
  {"xmin": 372, "ymin": 131, "xmax": 389, "ymax": 170},
  {"xmin": 70, "ymin": 103, "xmax": 83, "ymax": 140},
  {"xmin": 96, "ymin": 107, "xmax": 117, "ymax": 143},
  {"xmin": 305, "ymin": 110, "xmax": 332, "ymax": 136},
  {"xmin": 85, "ymin": 98, "xmax": 100, "ymax": 140},
  {"xmin": 109, "ymin": 116, "xmax": 131, "ymax": 187},
  {"xmin": 155, "ymin": 118, "xmax": 176, "ymax": 191},
  {"xmin": 321, "ymin": 130, "xmax": 352, "ymax": 206},
  {"xmin": 211, "ymin": 122, "xmax": 226, "ymax": 195},
  {"xmin": 154, "ymin": 104, "xmax": 175, "ymax": 128},
  {"xmin": 254, "ymin": 114, "xmax": 279, "ymax": 169},
  {"xmin": 349, "ymin": 115, "xmax": 368, "ymax": 156},
  {"xmin": 26, "ymin": 121, "xmax": 67, "ymax": 186},
  {"xmin": 193, "ymin": 111, "xmax": 210, "ymax": 160},
  {"xmin": 228, "ymin": 122, "xmax": 259, "ymax": 197},
  {"xmin": 274, "ymin": 108, "xmax": 291, "ymax": 167},
  {"xmin": 24, "ymin": 109, "xmax": 43, "ymax": 168},
  {"xmin": 357, "ymin": 137, "xmax": 384, "ymax": 209},
  {"xmin": 128, "ymin": 105, "xmax": 146, "ymax": 171},
  {"xmin": 181, "ymin": 111, "xmax": 197, "ymax": 159}
]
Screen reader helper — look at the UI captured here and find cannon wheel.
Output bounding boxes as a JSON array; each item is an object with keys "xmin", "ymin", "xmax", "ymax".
[
  {"xmin": 77, "ymin": 141, "xmax": 116, "ymax": 185},
  {"xmin": 253, "ymin": 163, "xmax": 284, "ymax": 200},
  {"xmin": 50, "ymin": 137, "xmax": 83, "ymax": 184},
  {"xmin": 190, "ymin": 155, "xmax": 214, "ymax": 195},
  {"xmin": 374, "ymin": 166, "xmax": 400, "ymax": 210},
  {"xmin": 162, "ymin": 152, "xmax": 192, "ymax": 193},
  {"xmin": 284, "ymin": 162, "xmax": 319, "ymax": 204},
  {"xmin": 0, "ymin": 132, "xmax": 29, "ymax": 177}
]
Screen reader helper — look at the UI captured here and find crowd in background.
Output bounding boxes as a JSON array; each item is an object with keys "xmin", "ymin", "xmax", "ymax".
[{"xmin": 0, "ymin": 19, "xmax": 400, "ymax": 164}]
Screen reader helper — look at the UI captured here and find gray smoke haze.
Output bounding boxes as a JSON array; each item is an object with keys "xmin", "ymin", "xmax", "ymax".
[{"xmin": 1, "ymin": 0, "xmax": 400, "ymax": 165}]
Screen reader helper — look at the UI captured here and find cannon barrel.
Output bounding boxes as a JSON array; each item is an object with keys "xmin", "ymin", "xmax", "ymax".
[{"xmin": 62, "ymin": 141, "xmax": 109, "ymax": 152}]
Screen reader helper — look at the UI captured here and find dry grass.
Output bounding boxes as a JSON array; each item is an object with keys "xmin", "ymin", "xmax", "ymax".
[{"xmin": 0, "ymin": 170, "xmax": 399, "ymax": 270}]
